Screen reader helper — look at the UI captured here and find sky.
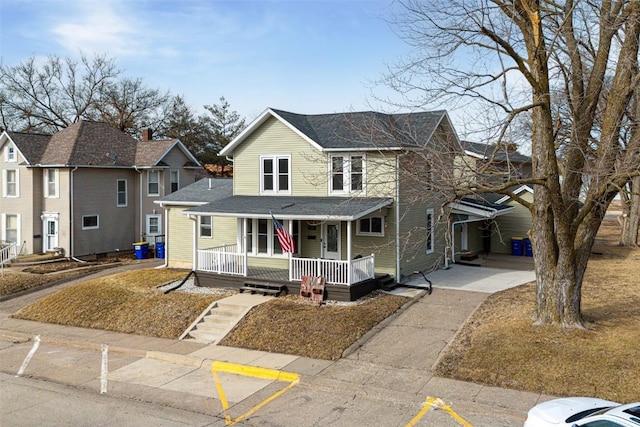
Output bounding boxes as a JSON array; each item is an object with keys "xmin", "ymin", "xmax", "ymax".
[{"xmin": 0, "ymin": 0, "xmax": 416, "ymax": 122}]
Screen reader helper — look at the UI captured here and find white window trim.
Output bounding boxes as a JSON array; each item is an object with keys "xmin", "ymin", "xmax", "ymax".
[
  {"xmin": 82, "ymin": 215, "xmax": 99, "ymax": 230},
  {"xmin": 426, "ymin": 208, "xmax": 435, "ymax": 254},
  {"xmin": 199, "ymin": 216, "xmax": 212, "ymax": 238},
  {"xmin": 147, "ymin": 170, "xmax": 160, "ymax": 196},
  {"xmin": 2, "ymin": 213, "xmax": 21, "ymax": 243},
  {"xmin": 243, "ymin": 218, "xmax": 296, "ymax": 257},
  {"xmin": 117, "ymin": 179, "xmax": 128, "ymax": 207},
  {"xmin": 2, "ymin": 169, "xmax": 19, "ymax": 197},
  {"xmin": 356, "ymin": 216, "xmax": 385, "ymax": 237},
  {"xmin": 44, "ymin": 169, "xmax": 59, "ymax": 198},
  {"xmin": 170, "ymin": 170, "xmax": 179, "ymax": 193},
  {"xmin": 146, "ymin": 214, "xmax": 162, "ymax": 236},
  {"xmin": 329, "ymin": 153, "xmax": 366, "ymax": 195},
  {"xmin": 260, "ymin": 154, "xmax": 291, "ymax": 195},
  {"xmin": 5, "ymin": 145, "xmax": 17, "ymax": 162}
]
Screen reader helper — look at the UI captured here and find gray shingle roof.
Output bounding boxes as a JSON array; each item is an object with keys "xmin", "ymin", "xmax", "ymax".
[
  {"xmin": 269, "ymin": 108, "xmax": 449, "ymax": 150},
  {"xmin": 185, "ymin": 195, "xmax": 394, "ymax": 221},
  {"xmin": 462, "ymin": 140, "xmax": 531, "ymax": 164},
  {"xmin": 157, "ymin": 178, "xmax": 233, "ymax": 204}
]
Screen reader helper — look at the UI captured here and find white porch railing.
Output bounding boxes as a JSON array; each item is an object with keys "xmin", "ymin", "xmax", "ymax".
[
  {"xmin": 1, "ymin": 242, "xmax": 18, "ymax": 277},
  {"xmin": 197, "ymin": 244, "xmax": 246, "ymax": 276},
  {"xmin": 290, "ymin": 254, "xmax": 375, "ymax": 286}
]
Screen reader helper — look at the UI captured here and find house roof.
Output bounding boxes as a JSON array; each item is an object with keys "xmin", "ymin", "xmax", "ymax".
[
  {"xmin": 156, "ymin": 177, "xmax": 233, "ymax": 206},
  {"xmin": 184, "ymin": 196, "xmax": 394, "ymax": 221},
  {"xmin": 3, "ymin": 121, "xmax": 201, "ymax": 168},
  {"xmin": 220, "ymin": 107, "xmax": 460, "ymax": 155},
  {"xmin": 462, "ymin": 140, "xmax": 531, "ymax": 164},
  {"xmin": 450, "ymin": 195, "xmax": 515, "ymax": 219}
]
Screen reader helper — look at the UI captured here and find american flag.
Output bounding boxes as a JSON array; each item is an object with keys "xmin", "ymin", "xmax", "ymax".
[{"xmin": 271, "ymin": 214, "xmax": 295, "ymax": 253}]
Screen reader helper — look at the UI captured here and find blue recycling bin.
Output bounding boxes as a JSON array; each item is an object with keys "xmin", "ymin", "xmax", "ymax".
[
  {"xmin": 511, "ymin": 237, "xmax": 524, "ymax": 256},
  {"xmin": 524, "ymin": 238, "xmax": 533, "ymax": 257},
  {"xmin": 133, "ymin": 242, "xmax": 149, "ymax": 259},
  {"xmin": 156, "ymin": 242, "xmax": 165, "ymax": 259}
]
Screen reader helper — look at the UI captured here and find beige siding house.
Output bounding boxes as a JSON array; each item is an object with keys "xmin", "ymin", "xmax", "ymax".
[
  {"xmin": 157, "ymin": 108, "xmax": 461, "ymax": 301},
  {"xmin": 0, "ymin": 121, "xmax": 201, "ymax": 258}
]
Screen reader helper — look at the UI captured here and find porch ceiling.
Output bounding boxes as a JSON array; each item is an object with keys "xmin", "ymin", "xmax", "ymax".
[{"xmin": 184, "ymin": 195, "xmax": 394, "ymax": 221}]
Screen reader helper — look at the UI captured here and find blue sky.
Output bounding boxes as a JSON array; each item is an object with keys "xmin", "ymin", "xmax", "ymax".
[{"xmin": 0, "ymin": 0, "xmax": 415, "ymax": 121}]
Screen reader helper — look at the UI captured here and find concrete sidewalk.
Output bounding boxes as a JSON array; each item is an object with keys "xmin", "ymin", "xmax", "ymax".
[{"xmin": 0, "ymin": 262, "xmax": 546, "ymax": 426}]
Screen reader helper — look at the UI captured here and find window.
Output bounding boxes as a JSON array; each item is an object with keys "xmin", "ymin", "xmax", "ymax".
[
  {"xmin": 244, "ymin": 218, "xmax": 298, "ymax": 256},
  {"xmin": 82, "ymin": 215, "xmax": 99, "ymax": 230},
  {"xmin": 330, "ymin": 154, "xmax": 365, "ymax": 194},
  {"xmin": 426, "ymin": 209, "xmax": 434, "ymax": 254},
  {"xmin": 117, "ymin": 179, "xmax": 127, "ymax": 207},
  {"xmin": 146, "ymin": 215, "xmax": 161, "ymax": 235},
  {"xmin": 3, "ymin": 169, "xmax": 18, "ymax": 197},
  {"xmin": 148, "ymin": 171, "xmax": 160, "ymax": 196},
  {"xmin": 170, "ymin": 170, "xmax": 179, "ymax": 193},
  {"xmin": 5, "ymin": 146, "xmax": 16, "ymax": 162},
  {"xmin": 44, "ymin": 169, "xmax": 59, "ymax": 198},
  {"xmin": 357, "ymin": 216, "xmax": 384, "ymax": 236},
  {"xmin": 260, "ymin": 155, "xmax": 290, "ymax": 194},
  {"xmin": 3, "ymin": 214, "xmax": 19, "ymax": 243},
  {"xmin": 200, "ymin": 216, "xmax": 212, "ymax": 238}
]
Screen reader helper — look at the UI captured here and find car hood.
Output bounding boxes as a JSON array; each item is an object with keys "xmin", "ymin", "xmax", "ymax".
[{"xmin": 528, "ymin": 397, "xmax": 619, "ymax": 425}]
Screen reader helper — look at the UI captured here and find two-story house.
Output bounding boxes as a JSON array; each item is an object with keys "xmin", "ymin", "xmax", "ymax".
[
  {"xmin": 157, "ymin": 108, "xmax": 461, "ymax": 301},
  {"xmin": 0, "ymin": 121, "xmax": 201, "ymax": 258}
]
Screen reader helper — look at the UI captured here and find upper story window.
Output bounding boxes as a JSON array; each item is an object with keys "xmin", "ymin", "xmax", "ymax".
[
  {"xmin": 330, "ymin": 154, "xmax": 365, "ymax": 194},
  {"xmin": 3, "ymin": 169, "xmax": 18, "ymax": 197},
  {"xmin": 260, "ymin": 155, "xmax": 290, "ymax": 194},
  {"xmin": 5, "ymin": 146, "xmax": 17, "ymax": 162},
  {"xmin": 44, "ymin": 169, "xmax": 59, "ymax": 198},
  {"xmin": 426, "ymin": 208, "xmax": 434, "ymax": 254},
  {"xmin": 170, "ymin": 170, "xmax": 179, "ymax": 193},
  {"xmin": 148, "ymin": 170, "xmax": 160, "ymax": 196},
  {"xmin": 117, "ymin": 179, "xmax": 127, "ymax": 207},
  {"xmin": 200, "ymin": 216, "xmax": 212, "ymax": 238},
  {"xmin": 357, "ymin": 216, "xmax": 384, "ymax": 236}
]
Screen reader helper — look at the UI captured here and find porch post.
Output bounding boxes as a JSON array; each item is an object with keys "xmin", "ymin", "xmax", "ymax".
[
  {"xmin": 288, "ymin": 220, "xmax": 293, "ymax": 282},
  {"xmin": 191, "ymin": 215, "xmax": 198, "ymax": 270},
  {"xmin": 347, "ymin": 221, "xmax": 352, "ymax": 285},
  {"xmin": 243, "ymin": 218, "xmax": 248, "ymax": 276}
]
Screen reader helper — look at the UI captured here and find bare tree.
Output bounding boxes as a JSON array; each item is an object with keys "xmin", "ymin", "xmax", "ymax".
[{"xmin": 385, "ymin": 0, "xmax": 640, "ymax": 328}]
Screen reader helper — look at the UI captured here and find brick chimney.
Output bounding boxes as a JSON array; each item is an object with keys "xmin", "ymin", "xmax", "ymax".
[{"xmin": 141, "ymin": 128, "xmax": 153, "ymax": 141}]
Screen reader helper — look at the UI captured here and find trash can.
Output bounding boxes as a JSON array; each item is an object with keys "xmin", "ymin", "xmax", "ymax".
[
  {"xmin": 511, "ymin": 237, "xmax": 524, "ymax": 256},
  {"xmin": 132, "ymin": 242, "xmax": 149, "ymax": 259},
  {"xmin": 156, "ymin": 242, "xmax": 165, "ymax": 259},
  {"xmin": 524, "ymin": 238, "xmax": 533, "ymax": 257}
]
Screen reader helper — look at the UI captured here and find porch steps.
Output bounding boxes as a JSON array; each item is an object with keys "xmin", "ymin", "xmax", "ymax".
[
  {"xmin": 181, "ymin": 293, "xmax": 273, "ymax": 344},
  {"xmin": 378, "ymin": 275, "xmax": 398, "ymax": 291},
  {"xmin": 239, "ymin": 282, "xmax": 285, "ymax": 296}
]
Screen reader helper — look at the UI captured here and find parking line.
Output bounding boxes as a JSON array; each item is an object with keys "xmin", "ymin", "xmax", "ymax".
[
  {"xmin": 406, "ymin": 396, "xmax": 474, "ymax": 427},
  {"xmin": 211, "ymin": 361, "xmax": 300, "ymax": 426}
]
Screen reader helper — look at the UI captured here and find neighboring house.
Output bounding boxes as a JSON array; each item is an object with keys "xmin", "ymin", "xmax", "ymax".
[
  {"xmin": 157, "ymin": 107, "xmax": 461, "ymax": 301},
  {"xmin": 450, "ymin": 141, "xmax": 534, "ymax": 260},
  {"xmin": 0, "ymin": 121, "xmax": 202, "ymax": 258}
]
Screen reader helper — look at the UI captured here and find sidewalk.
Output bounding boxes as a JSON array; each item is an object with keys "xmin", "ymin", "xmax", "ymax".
[{"xmin": 0, "ymin": 262, "xmax": 546, "ymax": 426}]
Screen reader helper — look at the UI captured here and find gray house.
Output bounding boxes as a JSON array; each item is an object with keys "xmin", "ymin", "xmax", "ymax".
[{"xmin": 0, "ymin": 121, "xmax": 201, "ymax": 258}]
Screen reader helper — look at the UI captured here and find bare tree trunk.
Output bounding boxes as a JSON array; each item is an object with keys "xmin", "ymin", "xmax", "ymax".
[{"xmin": 621, "ymin": 176, "xmax": 640, "ymax": 246}]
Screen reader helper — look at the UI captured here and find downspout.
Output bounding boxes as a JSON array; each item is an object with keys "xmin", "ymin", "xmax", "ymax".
[
  {"xmin": 70, "ymin": 167, "xmax": 78, "ymax": 258},
  {"xmin": 158, "ymin": 203, "xmax": 168, "ymax": 268},
  {"xmin": 134, "ymin": 167, "xmax": 143, "ymax": 242},
  {"xmin": 187, "ymin": 214, "xmax": 198, "ymax": 270},
  {"xmin": 395, "ymin": 154, "xmax": 401, "ymax": 283}
]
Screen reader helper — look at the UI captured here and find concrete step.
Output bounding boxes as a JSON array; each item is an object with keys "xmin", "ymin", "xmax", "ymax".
[
  {"xmin": 202, "ymin": 316, "xmax": 236, "ymax": 326},
  {"xmin": 193, "ymin": 322, "xmax": 227, "ymax": 334},
  {"xmin": 189, "ymin": 330, "xmax": 221, "ymax": 343}
]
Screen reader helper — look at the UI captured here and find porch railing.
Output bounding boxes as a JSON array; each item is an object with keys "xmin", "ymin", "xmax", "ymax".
[
  {"xmin": 197, "ymin": 244, "xmax": 246, "ymax": 276},
  {"xmin": 1, "ymin": 241, "xmax": 18, "ymax": 277},
  {"xmin": 290, "ymin": 254, "xmax": 375, "ymax": 286}
]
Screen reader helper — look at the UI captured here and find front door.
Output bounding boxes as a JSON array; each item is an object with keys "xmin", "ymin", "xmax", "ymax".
[
  {"xmin": 323, "ymin": 221, "xmax": 340, "ymax": 260},
  {"xmin": 42, "ymin": 215, "xmax": 59, "ymax": 252}
]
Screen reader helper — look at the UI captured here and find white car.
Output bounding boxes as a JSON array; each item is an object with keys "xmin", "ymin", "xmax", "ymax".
[{"xmin": 524, "ymin": 397, "xmax": 640, "ymax": 426}]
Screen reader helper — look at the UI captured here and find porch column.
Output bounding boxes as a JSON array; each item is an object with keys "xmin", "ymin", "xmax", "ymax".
[
  {"xmin": 243, "ymin": 218, "xmax": 248, "ymax": 276},
  {"xmin": 347, "ymin": 221, "xmax": 352, "ymax": 285},
  {"xmin": 191, "ymin": 215, "xmax": 198, "ymax": 270}
]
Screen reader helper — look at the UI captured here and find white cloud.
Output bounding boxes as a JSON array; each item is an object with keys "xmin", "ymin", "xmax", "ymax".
[{"xmin": 51, "ymin": 0, "xmax": 144, "ymax": 56}]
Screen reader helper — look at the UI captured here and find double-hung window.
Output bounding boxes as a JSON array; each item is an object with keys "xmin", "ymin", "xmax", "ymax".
[
  {"xmin": 260, "ymin": 155, "xmax": 290, "ymax": 194},
  {"xmin": 357, "ymin": 216, "xmax": 384, "ymax": 236},
  {"xmin": 44, "ymin": 169, "xmax": 59, "ymax": 198},
  {"xmin": 3, "ymin": 214, "xmax": 19, "ymax": 243},
  {"xmin": 170, "ymin": 170, "xmax": 179, "ymax": 193},
  {"xmin": 117, "ymin": 179, "xmax": 127, "ymax": 207},
  {"xmin": 426, "ymin": 208, "xmax": 434, "ymax": 254},
  {"xmin": 148, "ymin": 171, "xmax": 160, "ymax": 196},
  {"xmin": 200, "ymin": 216, "xmax": 212, "ymax": 238},
  {"xmin": 244, "ymin": 218, "xmax": 298, "ymax": 256},
  {"xmin": 330, "ymin": 154, "xmax": 365, "ymax": 194},
  {"xmin": 5, "ymin": 146, "xmax": 16, "ymax": 162},
  {"xmin": 3, "ymin": 169, "xmax": 18, "ymax": 197}
]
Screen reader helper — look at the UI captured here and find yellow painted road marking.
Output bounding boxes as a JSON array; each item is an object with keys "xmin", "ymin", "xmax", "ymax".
[
  {"xmin": 406, "ymin": 396, "xmax": 474, "ymax": 427},
  {"xmin": 211, "ymin": 361, "xmax": 300, "ymax": 426}
]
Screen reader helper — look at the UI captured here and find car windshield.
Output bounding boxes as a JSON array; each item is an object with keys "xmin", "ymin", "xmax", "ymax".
[{"xmin": 566, "ymin": 408, "xmax": 615, "ymax": 423}]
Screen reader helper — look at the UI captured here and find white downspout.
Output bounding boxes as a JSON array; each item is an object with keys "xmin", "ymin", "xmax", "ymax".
[
  {"xmin": 135, "ymin": 167, "xmax": 143, "ymax": 242},
  {"xmin": 159, "ymin": 205, "xmax": 168, "ymax": 268},
  {"xmin": 395, "ymin": 155, "xmax": 401, "ymax": 283},
  {"xmin": 70, "ymin": 167, "xmax": 78, "ymax": 257},
  {"xmin": 188, "ymin": 214, "xmax": 198, "ymax": 270}
]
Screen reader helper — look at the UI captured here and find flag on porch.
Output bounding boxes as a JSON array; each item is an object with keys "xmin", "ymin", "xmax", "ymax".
[{"xmin": 271, "ymin": 213, "xmax": 295, "ymax": 253}]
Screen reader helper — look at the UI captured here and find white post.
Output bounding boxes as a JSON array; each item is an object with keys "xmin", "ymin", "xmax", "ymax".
[{"xmin": 347, "ymin": 221, "xmax": 352, "ymax": 285}]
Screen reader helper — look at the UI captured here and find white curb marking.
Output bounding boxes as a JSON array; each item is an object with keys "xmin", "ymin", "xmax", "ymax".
[
  {"xmin": 100, "ymin": 344, "xmax": 108, "ymax": 394},
  {"xmin": 16, "ymin": 335, "xmax": 41, "ymax": 377}
]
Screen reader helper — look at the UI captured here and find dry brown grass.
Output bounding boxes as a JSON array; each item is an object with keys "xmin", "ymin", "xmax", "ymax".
[
  {"xmin": 219, "ymin": 293, "xmax": 409, "ymax": 360},
  {"xmin": 434, "ymin": 217, "xmax": 640, "ymax": 402},
  {"xmin": 12, "ymin": 269, "xmax": 226, "ymax": 339}
]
